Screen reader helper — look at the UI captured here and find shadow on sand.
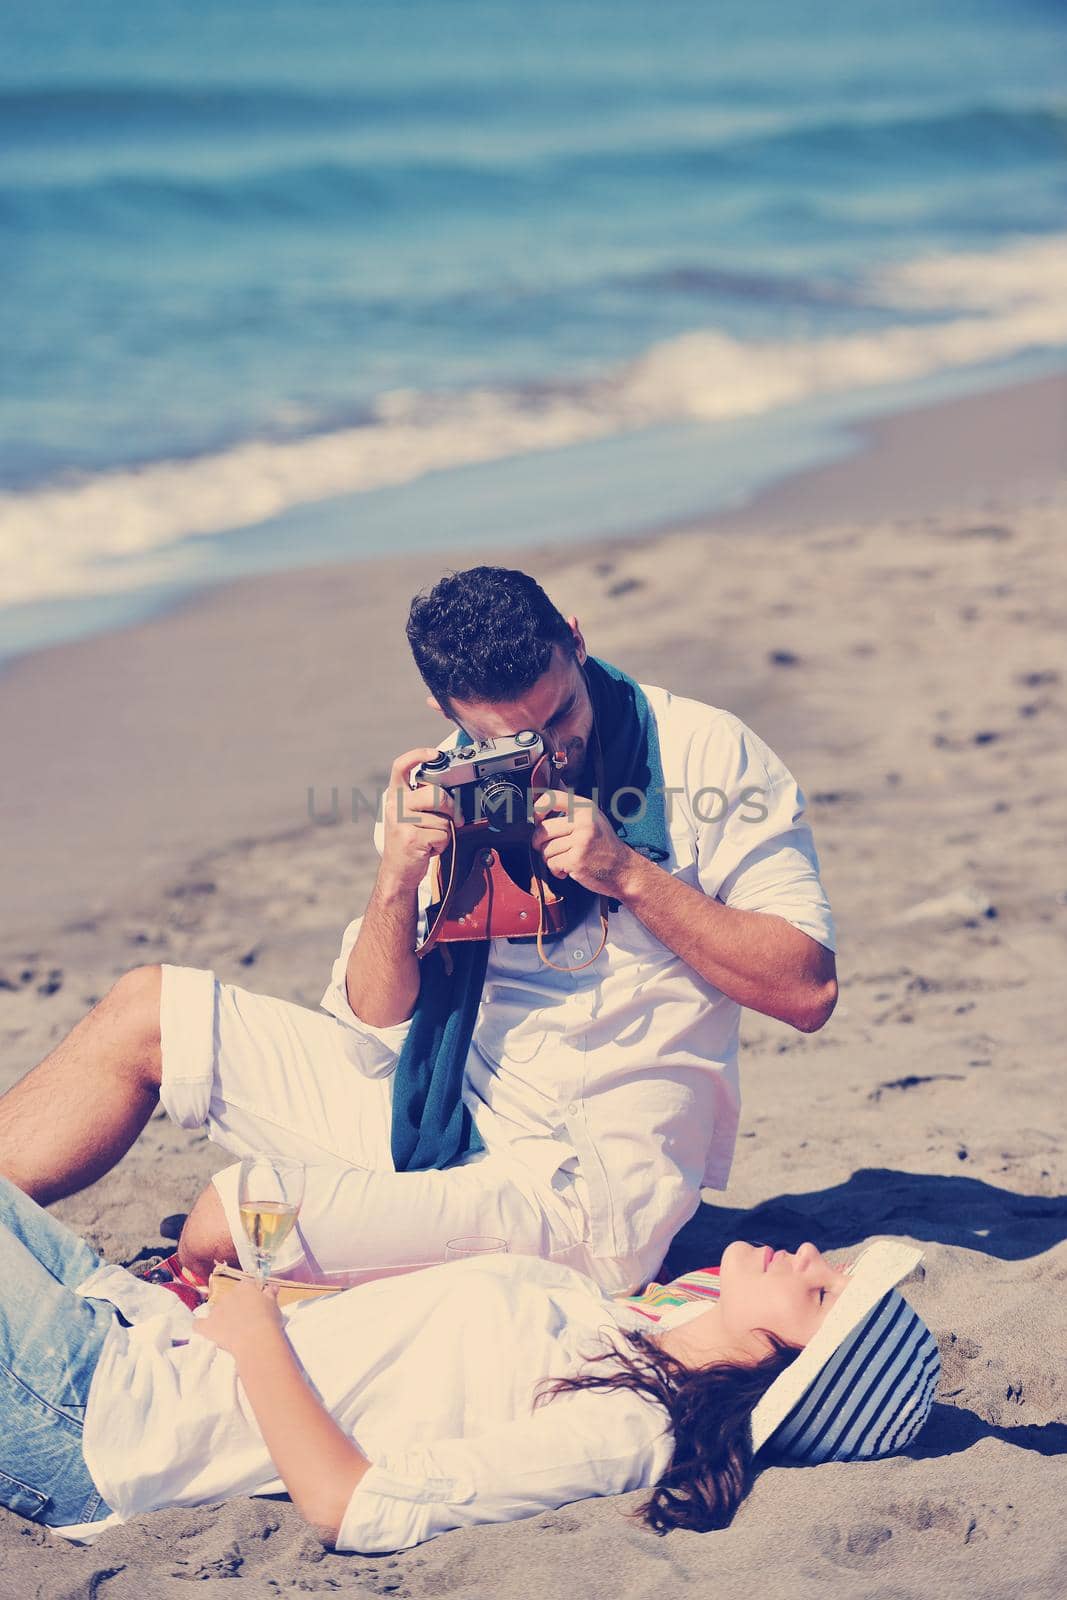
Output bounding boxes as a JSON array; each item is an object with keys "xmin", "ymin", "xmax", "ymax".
[{"xmin": 664, "ymin": 1166, "xmax": 1067, "ymax": 1274}]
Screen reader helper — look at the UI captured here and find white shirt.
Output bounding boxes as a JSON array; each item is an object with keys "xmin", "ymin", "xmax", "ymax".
[
  {"xmin": 321, "ymin": 684, "xmax": 836, "ymax": 1294},
  {"xmin": 69, "ymin": 1254, "xmax": 672, "ymax": 1552}
]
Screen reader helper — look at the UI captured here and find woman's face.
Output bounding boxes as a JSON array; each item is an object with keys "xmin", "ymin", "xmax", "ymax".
[{"xmin": 718, "ymin": 1240, "xmax": 852, "ymax": 1355}]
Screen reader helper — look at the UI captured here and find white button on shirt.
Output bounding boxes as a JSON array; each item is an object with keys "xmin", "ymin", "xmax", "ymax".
[{"xmin": 321, "ymin": 684, "xmax": 836, "ymax": 1294}]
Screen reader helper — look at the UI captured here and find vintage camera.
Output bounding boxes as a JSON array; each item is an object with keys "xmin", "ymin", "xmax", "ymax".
[
  {"xmin": 412, "ymin": 729, "xmax": 549, "ymax": 833},
  {"xmin": 410, "ymin": 730, "xmax": 573, "ymax": 950}
]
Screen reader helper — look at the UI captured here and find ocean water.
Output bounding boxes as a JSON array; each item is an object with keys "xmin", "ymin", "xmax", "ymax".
[{"xmin": 2, "ymin": 0, "xmax": 1065, "ymax": 657}]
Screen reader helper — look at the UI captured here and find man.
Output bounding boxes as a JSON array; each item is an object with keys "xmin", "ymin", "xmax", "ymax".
[{"xmin": 0, "ymin": 567, "xmax": 836, "ymax": 1296}]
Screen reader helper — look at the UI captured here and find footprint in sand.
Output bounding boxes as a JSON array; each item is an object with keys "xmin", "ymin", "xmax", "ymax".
[
  {"xmin": 811, "ymin": 1520, "xmax": 894, "ymax": 1568},
  {"xmin": 813, "ymin": 1497, "xmax": 1022, "ymax": 1568}
]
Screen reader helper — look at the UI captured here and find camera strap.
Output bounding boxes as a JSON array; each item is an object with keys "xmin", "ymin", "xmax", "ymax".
[
  {"xmin": 413, "ymin": 743, "xmax": 570, "ymax": 962},
  {"xmin": 530, "ymin": 719, "xmax": 610, "ymax": 972}
]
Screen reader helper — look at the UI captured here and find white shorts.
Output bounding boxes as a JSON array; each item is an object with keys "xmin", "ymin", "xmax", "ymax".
[{"xmin": 157, "ymin": 963, "xmax": 594, "ymax": 1282}]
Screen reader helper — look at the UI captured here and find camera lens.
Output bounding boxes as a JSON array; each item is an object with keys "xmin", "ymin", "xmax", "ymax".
[{"xmin": 477, "ymin": 774, "xmax": 526, "ymax": 832}]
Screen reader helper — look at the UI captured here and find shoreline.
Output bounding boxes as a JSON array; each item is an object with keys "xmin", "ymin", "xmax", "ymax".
[
  {"xmin": 2, "ymin": 360, "xmax": 1064, "ymax": 679},
  {"xmin": 1, "ymin": 368, "xmax": 1063, "ymax": 938}
]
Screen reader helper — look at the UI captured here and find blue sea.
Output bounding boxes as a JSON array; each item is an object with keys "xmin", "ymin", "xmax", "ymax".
[{"xmin": 2, "ymin": 0, "xmax": 1065, "ymax": 661}]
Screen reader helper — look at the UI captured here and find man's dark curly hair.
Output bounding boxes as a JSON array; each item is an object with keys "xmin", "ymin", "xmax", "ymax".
[{"xmin": 406, "ymin": 566, "xmax": 578, "ymax": 715}]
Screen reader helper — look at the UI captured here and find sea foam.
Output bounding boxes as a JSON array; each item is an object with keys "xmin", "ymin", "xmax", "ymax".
[{"xmin": 1, "ymin": 233, "xmax": 1064, "ymax": 610}]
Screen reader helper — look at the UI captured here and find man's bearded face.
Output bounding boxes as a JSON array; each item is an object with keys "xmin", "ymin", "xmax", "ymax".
[{"xmin": 447, "ymin": 643, "xmax": 594, "ymax": 789}]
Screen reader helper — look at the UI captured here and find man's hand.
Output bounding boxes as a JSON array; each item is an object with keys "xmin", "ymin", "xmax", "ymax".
[
  {"xmin": 192, "ymin": 1280, "xmax": 286, "ymax": 1358},
  {"xmin": 533, "ymin": 784, "xmax": 837, "ymax": 1034},
  {"xmin": 347, "ymin": 747, "xmax": 446, "ymax": 1029},
  {"xmin": 530, "ymin": 787, "xmax": 634, "ymax": 897},
  {"xmin": 380, "ymin": 747, "xmax": 457, "ymax": 894}
]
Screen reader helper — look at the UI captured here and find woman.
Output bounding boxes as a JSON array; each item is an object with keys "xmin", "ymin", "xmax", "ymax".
[{"xmin": 0, "ymin": 1175, "xmax": 940, "ymax": 1551}]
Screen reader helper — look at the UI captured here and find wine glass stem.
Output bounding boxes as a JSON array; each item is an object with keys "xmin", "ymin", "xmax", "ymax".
[{"xmin": 255, "ymin": 1252, "xmax": 271, "ymax": 1284}]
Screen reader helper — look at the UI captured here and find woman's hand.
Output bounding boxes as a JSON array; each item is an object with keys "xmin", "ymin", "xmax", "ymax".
[
  {"xmin": 192, "ymin": 1279, "xmax": 371, "ymax": 1544},
  {"xmin": 191, "ymin": 1280, "xmax": 285, "ymax": 1357}
]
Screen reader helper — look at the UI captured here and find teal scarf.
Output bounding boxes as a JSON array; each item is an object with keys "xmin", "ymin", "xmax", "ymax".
[{"xmin": 389, "ymin": 656, "xmax": 670, "ymax": 1172}]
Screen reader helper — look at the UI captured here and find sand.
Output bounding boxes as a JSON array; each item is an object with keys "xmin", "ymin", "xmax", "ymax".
[{"xmin": 0, "ymin": 372, "xmax": 1065, "ymax": 1597}]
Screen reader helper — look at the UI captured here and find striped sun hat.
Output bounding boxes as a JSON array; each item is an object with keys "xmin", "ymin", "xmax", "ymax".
[{"xmin": 750, "ymin": 1239, "xmax": 941, "ymax": 1463}]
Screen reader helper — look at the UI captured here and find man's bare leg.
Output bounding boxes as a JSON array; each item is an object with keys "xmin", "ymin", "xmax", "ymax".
[
  {"xmin": 177, "ymin": 1180, "xmax": 240, "ymax": 1280},
  {"xmin": 0, "ymin": 964, "xmax": 164, "ymax": 1206}
]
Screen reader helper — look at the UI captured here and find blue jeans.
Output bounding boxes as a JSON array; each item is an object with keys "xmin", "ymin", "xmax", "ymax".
[{"xmin": 0, "ymin": 1174, "xmax": 116, "ymax": 1527}]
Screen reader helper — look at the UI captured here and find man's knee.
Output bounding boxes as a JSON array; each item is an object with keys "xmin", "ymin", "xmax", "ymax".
[
  {"xmin": 178, "ymin": 1181, "xmax": 238, "ymax": 1279},
  {"xmin": 106, "ymin": 964, "xmax": 163, "ymax": 1087},
  {"xmin": 110, "ymin": 963, "xmax": 163, "ymax": 1016}
]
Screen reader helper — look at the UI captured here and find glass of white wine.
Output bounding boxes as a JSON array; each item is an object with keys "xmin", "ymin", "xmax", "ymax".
[{"xmin": 238, "ymin": 1156, "xmax": 306, "ymax": 1284}]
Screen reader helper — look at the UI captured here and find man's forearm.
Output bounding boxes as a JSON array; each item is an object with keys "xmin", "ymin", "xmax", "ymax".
[
  {"xmin": 345, "ymin": 869, "xmax": 422, "ymax": 1028},
  {"xmin": 613, "ymin": 852, "xmax": 837, "ymax": 1032}
]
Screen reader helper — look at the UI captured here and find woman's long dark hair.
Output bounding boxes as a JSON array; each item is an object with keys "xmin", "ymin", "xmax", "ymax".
[{"xmin": 534, "ymin": 1326, "xmax": 803, "ymax": 1535}]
